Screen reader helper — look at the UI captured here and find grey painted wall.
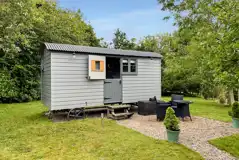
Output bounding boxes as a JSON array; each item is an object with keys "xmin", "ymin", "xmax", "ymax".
[
  {"xmin": 122, "ymin": 58, "xmax": 161, "ymax": 103},
  {"xmin": 50, "ymin": 52, "xmax": 104, "ymax": 110},
  {"xmin": 41, "ymin": 50, "xmax": 51, "ymax": 109}
]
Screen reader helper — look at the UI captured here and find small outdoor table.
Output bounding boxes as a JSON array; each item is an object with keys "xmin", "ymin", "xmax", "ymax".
[{"xmin": 107, "ymin": 105, "xmax": 134, "ymax": 120}]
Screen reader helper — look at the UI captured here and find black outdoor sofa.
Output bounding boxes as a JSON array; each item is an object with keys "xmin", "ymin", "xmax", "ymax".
[{"xmin": 138, "ymin": 100, "xmax": 157, "ymax": 115}]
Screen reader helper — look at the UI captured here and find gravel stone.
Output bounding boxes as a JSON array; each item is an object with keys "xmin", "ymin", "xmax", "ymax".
[{"xmin": 117, "ymin": 114, "xmax": 239, "ymax": 160}]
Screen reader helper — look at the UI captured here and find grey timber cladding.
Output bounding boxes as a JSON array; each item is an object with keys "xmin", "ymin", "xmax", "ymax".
[
  {"xmin": 41, "ymin": 43, "xmax": 162, "ymax": 110},
  {"xmin": 44, "ymin": 42, "xmax": 162, "ymax": 58},
  {"xmin": 122, "ymin": 58, "xmax": 161, "ymax": 103},
  {"xmin": 41, "ymin": 49, "xmax": 51, "ymax": 108},
  {"xmin": 50, "ymin": 52, "xmax": 104, "ymax": 110}
]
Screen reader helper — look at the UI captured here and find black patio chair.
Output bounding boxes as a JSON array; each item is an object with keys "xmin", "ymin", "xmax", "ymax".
[
  {"xmin": 156, "ymin": 101, "xmax": 171, "ymax": 121},
  {"xmin": 170, "ymin": 94, "xmax": 192, "ymax": 121},
  {"xmin": 149, "ymin": 96, "xmax": 171, "ymax": 121}
]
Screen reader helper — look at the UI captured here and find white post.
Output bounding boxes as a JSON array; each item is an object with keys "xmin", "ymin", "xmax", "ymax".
[{"xmin": 101, "ymin": 113, "xmax": 104, "ymax": 128}]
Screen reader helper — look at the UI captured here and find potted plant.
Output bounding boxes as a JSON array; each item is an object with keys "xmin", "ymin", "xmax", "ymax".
[
  {"xmin": 164, "ymin": 107, "xmax": 180, "ymax": 142},
  {"xmin": 228, "ymin": 101, "xmax": 239, "ymax": 128}
]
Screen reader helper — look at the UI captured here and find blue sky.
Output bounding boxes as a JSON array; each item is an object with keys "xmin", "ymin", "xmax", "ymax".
[{"xmin": 58, "ymin": 0, "xmax": 176, "ymax": 42}]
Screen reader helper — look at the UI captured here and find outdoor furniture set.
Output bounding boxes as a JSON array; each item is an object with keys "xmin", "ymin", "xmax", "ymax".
[
  {"xmin": 138, "ymin": 94, "xmax": 193, "ymax": 121},
  {"xmin": 56, "ymin": 94, "xmax": 191, "ymax": 121}
]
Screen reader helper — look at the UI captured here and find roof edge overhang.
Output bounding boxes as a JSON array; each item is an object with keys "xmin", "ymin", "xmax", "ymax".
[{"xmin": 42, "ymin": 42, "xmax": 163, "ymax": 59}]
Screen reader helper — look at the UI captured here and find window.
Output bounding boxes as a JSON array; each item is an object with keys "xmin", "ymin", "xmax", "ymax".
[
  {"xmin": 122, "ymin": 59, "xmax": 128, "ymax": 72},
  {"xmin": 91, "ymin": 60, "xmax": 104, "ymax": 72},
  {"xmin": 121, "ymin": 58, "xmax": 137, "ymax": 74},
  {"xmin": 95, "ymin": 61, "xmax": 100, "ymax": 71},
  {"xmin": 130, "ymin": 60, "xmax": 136, "ymax": 72}
]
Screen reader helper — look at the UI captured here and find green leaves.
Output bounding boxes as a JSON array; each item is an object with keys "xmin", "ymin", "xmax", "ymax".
[
  {"xmin": 111, "ymin": 29, "xmax": 161, "ymax": 53},
  {"xmin": 0, "ymin": 0, "xmax": 100, "ymax": 103},
  {"xmin": 112, "ymin": 29, "xmax": 137, "ymax": 50},
  {"xmin": 158, "ymin": 0, "xmax": 239, "ymax": 98},
  {"xmin": 164, "ymin": 107, "xmax": 180, "ymax": 131},
  {"xmin": 137, "ymin": 35, "xmax": 160, "ymax": 52},
  {"xmin": 0, "ymin": 70, "xmax": 18, "ymax": 103},
  {"xmin": 229, "ymin": 102, "xmax": 239, "ymax": 118}
]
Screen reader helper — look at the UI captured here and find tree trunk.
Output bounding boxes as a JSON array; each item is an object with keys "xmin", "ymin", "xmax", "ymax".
[
  {"xmin": 228, "ymin": 89, "xmax": 235, "ymax": 105},
  {"xmin": 217, "ymin": 87, "xmax": 226, "ymax": 104}
]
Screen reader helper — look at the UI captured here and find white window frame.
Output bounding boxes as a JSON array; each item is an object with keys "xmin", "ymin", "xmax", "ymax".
[{"xmin": 121, "ymin": 58, "xmax": 138, "ymax": 75}]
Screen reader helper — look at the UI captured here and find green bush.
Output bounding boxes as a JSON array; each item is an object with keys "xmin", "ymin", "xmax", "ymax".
[
  {"xmin": 0, "ymin": 0, "xmax": 100, "ymax": 103},
  {"xmin": 164, "ymin": 107, "xmax": 180, "ymax": 131},
  {"xmin": 228, "ymin": 102, "xmax": 239, "ymax": 119},
  {"xmin": 0, "ymin": 71, "xmax": 19, "ymax": 103}
]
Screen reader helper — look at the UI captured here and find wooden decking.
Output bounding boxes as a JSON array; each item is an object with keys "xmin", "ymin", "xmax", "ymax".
[
  {"xmin": 107, "ymin": 105, "xmax": 134, "ymax": 120},
  {"xmin": 61, "ymin": 104, "xmax": 134, "ymax": 120}
]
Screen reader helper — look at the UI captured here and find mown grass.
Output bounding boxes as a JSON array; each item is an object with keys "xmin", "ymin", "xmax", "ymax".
[
  {"xmin": 162, "ymin": 97, "xmax": 232, "ymax": 122},
  {"xmin": 209, "ymin": 134, "xmax": 239, "ymax": 158},
  {"xmin": 163, "ymin": 97, "xmax": 239, "ymax": 158},
  {"xmin": 0, "ymin": 102, "xmax": 203, "ymax": 160}
]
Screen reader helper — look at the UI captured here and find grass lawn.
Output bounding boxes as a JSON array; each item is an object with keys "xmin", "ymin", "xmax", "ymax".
[
  {"xmin": 162, "ymin": 97, "xmax": 232, "ymax": 122},
  {"xmin": 209, "ymin": 134, "xmax": 239, "ymax": 158},
  {"xmin": 0, "ymin": 102, "xmax": 203, "ymax": 160}
]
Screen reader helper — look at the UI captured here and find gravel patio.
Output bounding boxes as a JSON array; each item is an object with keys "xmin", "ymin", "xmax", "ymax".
[{"xmin": 118, "ymin": 114, "xmax": 239, "ymax": 160}]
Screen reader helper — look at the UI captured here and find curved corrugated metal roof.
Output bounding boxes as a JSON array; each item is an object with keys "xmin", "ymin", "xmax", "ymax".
[{"xmin": 44, "ymin": 43, "xmax": 162, "ymax": 58}]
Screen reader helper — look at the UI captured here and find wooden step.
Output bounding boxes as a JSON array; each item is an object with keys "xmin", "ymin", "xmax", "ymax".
[
  {"xmin": 108, "ymin": 112, "xmax": 134, "ymax": 120},
  {"xmin": 112, "ymin": 112, "xmax": 133, "ymax": 117},
  {"xmin": 107, "ymin": 105, "xmax": 131, "ymax": 109}
]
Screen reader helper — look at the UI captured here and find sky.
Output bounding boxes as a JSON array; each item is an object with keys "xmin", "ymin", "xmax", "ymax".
[{"xmin": 58, "ymin": 0, "xmax": 176, "ymax": 42}]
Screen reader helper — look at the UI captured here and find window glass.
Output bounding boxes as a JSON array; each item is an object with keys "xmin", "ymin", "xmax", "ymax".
[
  {"xmin": 130, "ymin": 60, "xmax": 136, "ymax": 72},
  {"xmin": 95, "ymin": 61, "xmax": 100, "ymax": 71},
  {"xmin": 123, "ymin": 59, "xmax": 128, "ymax": 72}
]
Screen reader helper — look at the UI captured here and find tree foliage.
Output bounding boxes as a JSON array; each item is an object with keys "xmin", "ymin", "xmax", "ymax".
[
  {"xmin": 0, "ymin": 0, "xmax": 100, "ymax": 102},
  {"xmin": 228, "ymin": 102, "xmax": 239, "ymax": 119},
  {"xmin": 158, "ymin": 0, "xmax": 239, "ymax": 102},
  {"xmin": 164, "ymin": 107, "xmax": 180, "ymax": 131},
  {"xmin": 137, "ymin": 36, "xmax": 160, "ymax": 52},
  {"xmin": 112, "ymin": 28, "xmax": 137, "ymax": 50},
  {"xmin": 159, "ymin": 32, "xmax": 201, "ymax": 96}
]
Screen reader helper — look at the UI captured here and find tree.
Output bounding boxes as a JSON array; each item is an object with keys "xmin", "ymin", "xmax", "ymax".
[
  {"xmin": 0, "ymin": 0, "xmax": 100, "ymax": 102},
  {"xmin": 112, "ymin": 28, "xmax": 137, "ymax": 50},
  {"xmin": 158, "ymin": 0, "xmax": 239, "ymax": 104},
  {"xmin": 137, "ymin": 35, "xmax": 160, "ymax": 52},
  {"xmin": 159, "ymin": 32, "xmax": 202, "ymax": 96}
]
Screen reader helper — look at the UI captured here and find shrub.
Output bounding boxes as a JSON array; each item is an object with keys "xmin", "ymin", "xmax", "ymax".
[
  {"xmin": 228, "ymin": 102, "xmax": 239, "ymax": 119},
  {"xmin": 164, "ymin": 107, "xmax": 180, "ymax": 131},
  {"xmin": 0, "ymin": 71, "xmax": 19, "ymax": 103},
  {"xmin": 0, "ymin": 0, "xmax": 100, "ymax": 103}
]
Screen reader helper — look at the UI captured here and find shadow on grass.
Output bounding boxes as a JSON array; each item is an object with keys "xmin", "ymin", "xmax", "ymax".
[{"xmin": 25, "ymin": 111, "xmax": 49, "ymax": 122}]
